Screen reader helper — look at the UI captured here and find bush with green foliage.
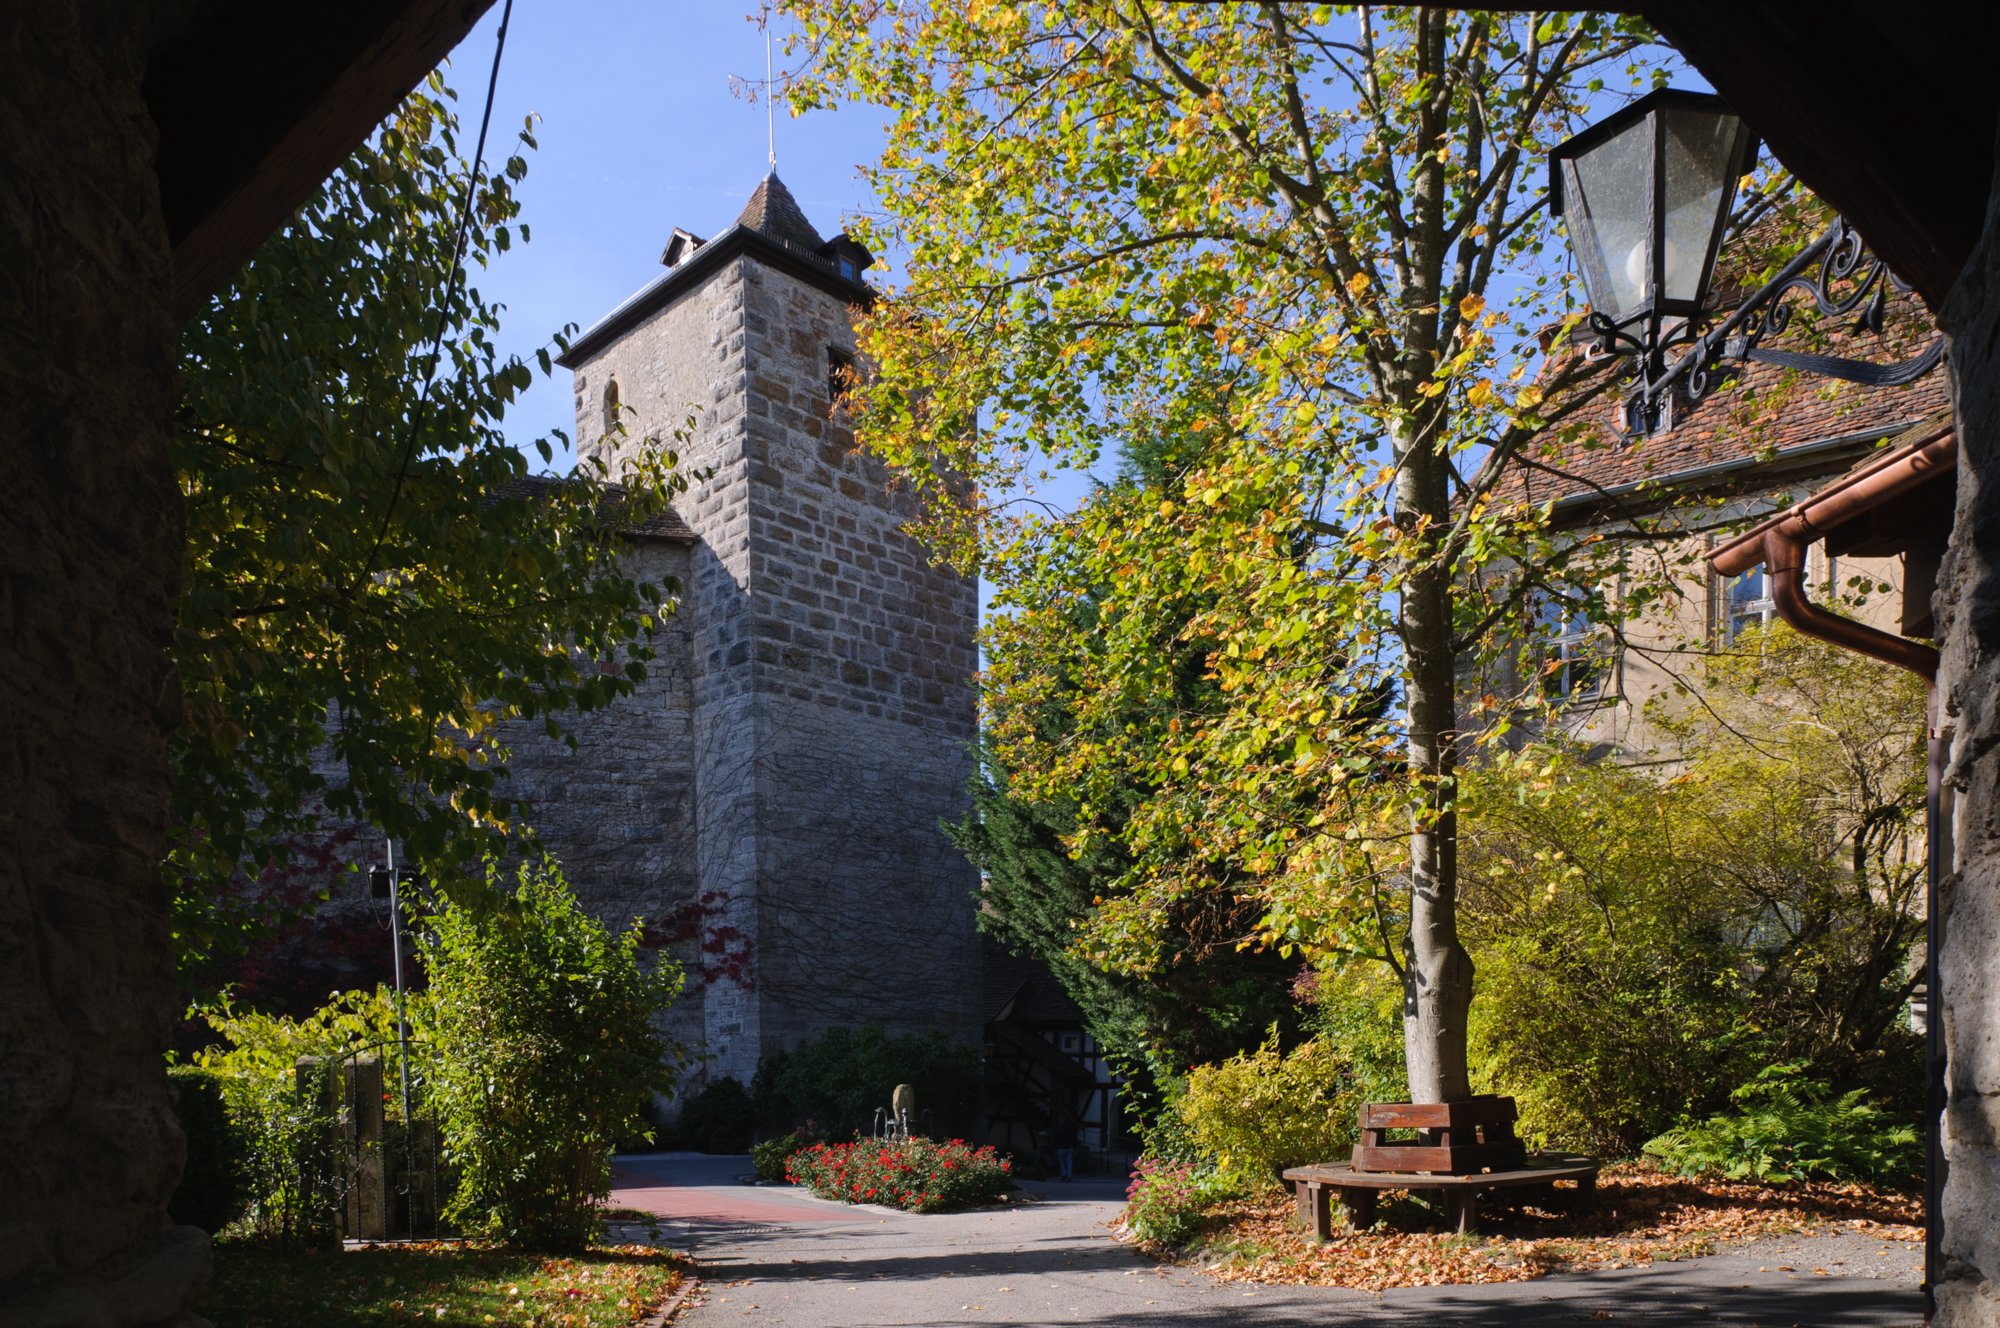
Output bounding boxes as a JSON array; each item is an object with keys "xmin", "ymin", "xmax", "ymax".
[
  {"xmin": 167, "ymin": 1065, "xmax": 246, "ymax": 1234},
  {"xmin": 419, "ymin": 857, "xmax": 683, "ymax": 1250},
  {"xmin": 753, "ymin": 1127, "xmax": 826, "ymax": 1182},
  {"xmin": 1457, "ymin": 630, "xmax": 1927, "ymax": 1153},
  {"xmin": 1302, "ymin": 965, "xmax": 1410, "ymax": 1111},
  {"xmin": 1171, "ymin": 1034, "xmax": 1354, "ymax": 1191},
  {"xmin": 194, "ymin": 986, "xmax": 406, "ymax": 1243},
  {"xmin": 785, "ymin": 1137, "xmax": 1012, "ymax": 1212},
  {"xmin": 758, "ymin": 1025, "xmax": 979, "ymax": 1138},
  {"xmin": 1643, "ymin": 1062, "xmax": 1920, "ymax": 1186},
  {"xmin": 1458, "ymin": 752, "xmax": 1750, "ymax": 1152},
  {"xmin": 677, "ymin": 1076, "xmax": 754, "ymax": 1154},
  {"xmin": 1122, "ymin": 1156, "xmax": 1234, "ymax": 1248}
]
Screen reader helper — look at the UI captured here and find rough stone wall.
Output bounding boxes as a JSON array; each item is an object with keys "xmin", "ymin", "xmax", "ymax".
[
  {"xmin": 488, "ymin": 538, "xmax": 706, "ymax": 1057},
  {"xmin": 567, "ymin": 250, "xmax": 982, "ymax": 1089},
  {"xmin": 1934, "ymin": 111, "xmax": 2000, "ymax": 1328},
  {"xmin": 734, "ymin": 262, "xmax": 982, "ymax": 1066},
  {"xmin": 0, "ymin": 4, "xmax": 210, "ymax": 1324},
  {"xmin": 572, "ymin": 259, "xmax": 768, "ymax": 1083}
]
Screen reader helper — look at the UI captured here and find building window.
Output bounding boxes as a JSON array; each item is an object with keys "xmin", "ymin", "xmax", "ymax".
[
  {"xmin": 602, "ymin": 378, "xmax": 621, "ymax": 436},
  {"xmin": 1536, "ymin": 595, "xmax": 1606, "ymax": 701},
  {"xmin": 1721, "ymin": 568, "xmax": 1776, "ymax": 643},
  {"xmin": 827, "ymin": 346, "xmax": 855, "ymax": 405},
  {"xmin": 837, "ymin": 255, "xmax": 859, "ymax": 282}
]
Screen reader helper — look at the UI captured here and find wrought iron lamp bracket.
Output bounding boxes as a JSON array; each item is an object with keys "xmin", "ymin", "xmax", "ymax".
[{"xmin": 1605, "ymin": 217, "xmax": 1945, "ymax": 438}]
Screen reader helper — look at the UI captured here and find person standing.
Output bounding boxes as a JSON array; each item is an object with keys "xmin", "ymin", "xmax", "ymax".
[{"xmin": 1051, "ymin": 1117, "xmax": 1079, "ymax": 1182}]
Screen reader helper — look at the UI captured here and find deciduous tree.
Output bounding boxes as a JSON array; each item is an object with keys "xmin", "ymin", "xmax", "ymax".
[
  {"xmin": 785, "ymin": 3, "xmax": 1661, "ymax": 1100},
  {"xmin": 172, "ymin": 78, "xmax": 685, "ymax": 979}
]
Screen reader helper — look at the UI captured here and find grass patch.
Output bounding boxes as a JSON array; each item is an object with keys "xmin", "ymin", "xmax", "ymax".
[{"xmin": 201, "ymin": 1239, "xmax": 686, "ymax": 1327}]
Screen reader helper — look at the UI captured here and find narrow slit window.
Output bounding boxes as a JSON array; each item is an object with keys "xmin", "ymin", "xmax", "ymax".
[
  {"xmin": 827, "ymin": 346, "xmax": 856, "ymax": 406},
  {"xmin": 602, "ymin": 379, "xmax": 622, "ymax": 436}
]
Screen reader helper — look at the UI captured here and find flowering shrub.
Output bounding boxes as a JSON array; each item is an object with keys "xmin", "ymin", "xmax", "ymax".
[
  {"xmin": 1123, "ymin": 1156, "xmax": 1233, "ymax": 1248},
  {"xmin": 785, "ymin": 1137, "xmax": 1012, "ymax": 1213}
]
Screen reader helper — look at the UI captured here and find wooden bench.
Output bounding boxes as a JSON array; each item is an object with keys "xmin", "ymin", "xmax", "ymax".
[{"xmin": 1282, "ymin": 1154, "xmax": 1599, "ymax": 1236}]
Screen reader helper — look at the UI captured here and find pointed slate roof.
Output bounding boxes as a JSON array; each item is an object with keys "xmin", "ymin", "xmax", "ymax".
[
  {"xmin": 735, "ymin": 171, "xmax": 825, "ymax": 252},
  {"xmin": 559, "ymin": 173, "xmax": 873, "ymax": 369}
]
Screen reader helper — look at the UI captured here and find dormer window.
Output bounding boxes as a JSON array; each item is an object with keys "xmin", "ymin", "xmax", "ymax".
[
  {"xmin": 818, "ymin": 231, "xmax": 874, "ymax": 286},
  {"xmin": 660, "ymin": 228, "xmax": 707, "ymax": 269}
]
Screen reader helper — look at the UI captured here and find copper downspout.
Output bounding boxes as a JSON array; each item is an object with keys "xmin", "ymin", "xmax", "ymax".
[
  {"xmin": 1758, "ymin": 527, "xmax": 1939, "ymax": 681},
  {"xmin": 1705, "ymin": 423, "xmax": 1954, "ymax": 1320},
  {"xmin": 1708, "ymin": 425, "xmax": 1954, "ymax": 682}
]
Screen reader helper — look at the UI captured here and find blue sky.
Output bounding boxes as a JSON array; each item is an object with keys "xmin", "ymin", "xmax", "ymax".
[{"xmin": 454, "ymin": 1, "xmax": 889, "ymax": 469}]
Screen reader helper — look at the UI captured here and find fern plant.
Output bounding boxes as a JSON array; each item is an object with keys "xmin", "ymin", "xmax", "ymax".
[{"xmin": 1643, "ymin": 1062, "xmax": 1918, "ymax": 1186}]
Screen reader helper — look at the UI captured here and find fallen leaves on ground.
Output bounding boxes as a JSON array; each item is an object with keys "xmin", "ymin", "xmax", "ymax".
[{"xmin": 1133, "ymin": 1163, "xmax": 1920, "ymax": 1293}]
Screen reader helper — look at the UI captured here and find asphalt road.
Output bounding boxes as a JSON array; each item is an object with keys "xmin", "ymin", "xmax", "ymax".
[{"xmin": 610, "ymin": 1153, "xmax": 1922, "ymax": 1327}]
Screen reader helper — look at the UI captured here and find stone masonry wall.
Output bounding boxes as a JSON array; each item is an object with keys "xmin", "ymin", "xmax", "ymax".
[
  {"xmin": 1934, "ymin": 110, "xmax": 2000, "ymax": 1328},
  {"xmin": 566, "ymin": 247, "xmax": 982, "ymax": 1090},
  {"xmin": 0, "ymin": 4, "xmax": 210, "ymax": 1323},
  {"xmin": 573, "ymin": 258, "xmax": 767, "ymax": 1085},
  {"xmin": 736, "ymin": 261, "xmax": 981, "ymax": 1063},
  {"xmin": 488, "ymin": 539, "xmax": 707, "ymax": 1060}
]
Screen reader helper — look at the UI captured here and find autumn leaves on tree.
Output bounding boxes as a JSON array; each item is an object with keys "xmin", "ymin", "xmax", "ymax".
[
  {"xmin": 172, "ymin": 79, "xmax": 687, "ymax": 982},
  {"xmin": 786, "ymin": 4, "xmax": 1666, "ymax": 1101}
]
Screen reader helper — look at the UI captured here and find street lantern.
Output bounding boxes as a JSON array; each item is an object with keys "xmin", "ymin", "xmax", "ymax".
[
  {"xmin": 1550, "ymin": 89, "xmax": 1758, "ymax": 359},
  {"xmin": 1549, "ymin": 89, "xmax": 1941, "ymax": 437}
]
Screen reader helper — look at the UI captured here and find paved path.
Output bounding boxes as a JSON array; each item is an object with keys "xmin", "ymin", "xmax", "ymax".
[{"xmin": 611, "ymin": 1154, "xmax": 1921, "ymax": 1327}]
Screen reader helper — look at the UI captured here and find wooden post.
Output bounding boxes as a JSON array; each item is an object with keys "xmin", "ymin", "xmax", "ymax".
[
  {"xmin": 343, "ymin": 1055, "xmax": 388, "ymax": 1240},
  {"xmin": 1295, "ymin": 1180, "xmax": 1334, "ymax": 1240},
  {"xmin": 1339, "ymin": 1188, "xmax": 1377, "ymax": 1232},
  {"xmin": 1445, "ymin": 1188, "xmax": 1479, "ymax": 1234}
]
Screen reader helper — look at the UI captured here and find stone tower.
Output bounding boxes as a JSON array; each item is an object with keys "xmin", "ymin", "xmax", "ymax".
[{"xmin": 553, "ymin": 174, "xmax": 982, "ymax": 1088}]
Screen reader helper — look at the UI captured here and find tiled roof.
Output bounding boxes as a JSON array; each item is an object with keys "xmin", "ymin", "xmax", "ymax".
[
  {"xmin": 488, "ymin": 474, "xmax": 696, "ymax": 542},
  {"xmin": 736, "ymin": 171, "xmax": 826, "ymax": 252},
  {"xmin": 981, "ymin": 934, "xmax": 1085, "ymax": 1028}
]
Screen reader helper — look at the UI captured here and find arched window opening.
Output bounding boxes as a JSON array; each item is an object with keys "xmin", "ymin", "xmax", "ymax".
[{"xmin": 602, "ymin": 379, "xmax": 622, "ymax": 436}]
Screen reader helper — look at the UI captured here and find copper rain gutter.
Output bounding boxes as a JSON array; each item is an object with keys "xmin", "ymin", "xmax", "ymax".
[
  {"xmin": 1707, "ymin": 423, "xmax": 1955, "ymax": 681},
  {"xmin": 1706, "ymin": 420, "xmax": 1955, "ymax": 1321}
]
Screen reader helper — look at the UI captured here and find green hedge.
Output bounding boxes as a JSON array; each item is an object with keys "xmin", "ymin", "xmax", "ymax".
[
  {"xmin": 678, "ymin": 1077, "xmax": 754, "ymax": 1154},
  {"xmin": 752, "ymin": 1127, "xmax": 825, "ymax": 1182},
  {"xmin": 755, "ymin": 1025, "xmax": 980, "ymax": 1138},
  {"xmin": 167, "ymin": 1064, "xmax": 245, "ymax": 1234}
]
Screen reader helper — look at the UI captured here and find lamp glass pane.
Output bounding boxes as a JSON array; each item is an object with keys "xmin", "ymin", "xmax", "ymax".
[
  {"xmin": 1660, "ymin": 107, "xmax": 1743, "ymax": 305},
  {"xmin": 1559, "ymin": 119, "xmax": 1653, "ymax": 322}
]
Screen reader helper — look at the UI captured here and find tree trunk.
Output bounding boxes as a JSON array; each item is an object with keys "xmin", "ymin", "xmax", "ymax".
[
  {"xmin": 1395, "ymin": 417, "xmax": 1474, "ymax": 1105},
  {"xmin": 1391, "ymin": 9, "xmax": 1474, "ymax": 1106}
]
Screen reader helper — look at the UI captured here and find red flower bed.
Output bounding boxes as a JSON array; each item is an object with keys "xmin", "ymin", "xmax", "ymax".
[{"xmin": 785, "ymin": 1137, "xmax": 1013, "ymax": 1213}]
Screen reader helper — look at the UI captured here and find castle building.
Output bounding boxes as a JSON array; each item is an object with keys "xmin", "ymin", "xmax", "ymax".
[{"xmin": 496, "ymin": 174, "xmax": 983, "ymax": 1089}]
